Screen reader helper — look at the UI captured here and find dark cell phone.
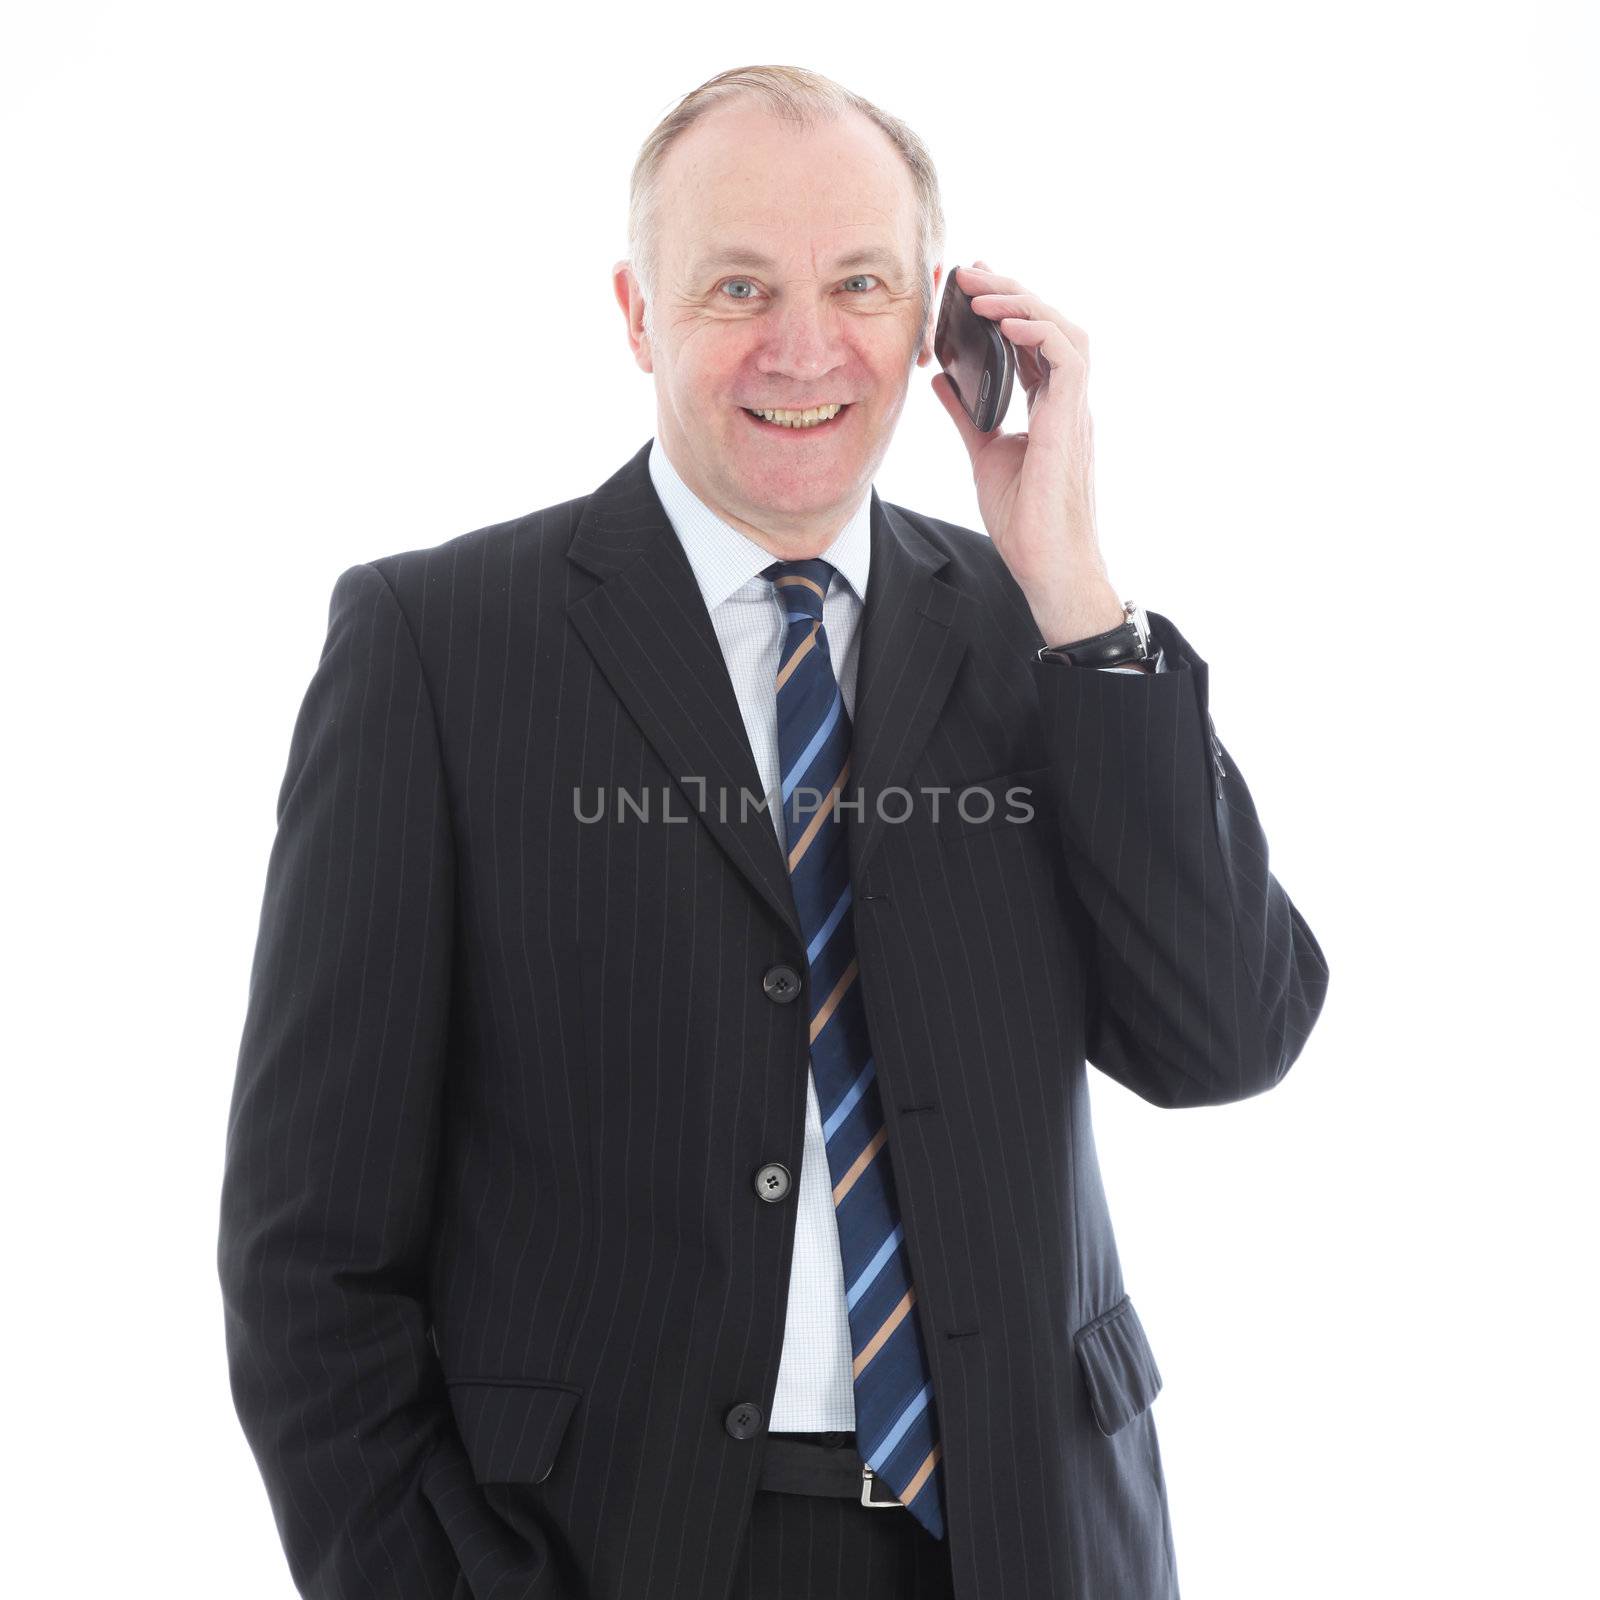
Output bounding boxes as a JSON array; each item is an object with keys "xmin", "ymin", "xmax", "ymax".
[{"xmin": 933, "ymin": 265, "xmax": 1015, "ymax": 433}]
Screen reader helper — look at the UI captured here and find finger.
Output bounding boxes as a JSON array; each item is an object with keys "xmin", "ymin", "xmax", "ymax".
[
  {"xmin": 929, "ymin": 368, "xmax": 994, "ymax": 457},
  {"xmin": 1011, "ymin": 335, "xmax": 1051, "ymax": 397},
  {"xmin": 956, "ymin": 262, "xmax": 1022, "ymax": 296},
  {"xmin": 971, "ymin": 292, "xmax": 1089, "ymax": 366},
  {"xmin": 998, "ymin": 316, "xmax": 1087, "ymax": 384}
]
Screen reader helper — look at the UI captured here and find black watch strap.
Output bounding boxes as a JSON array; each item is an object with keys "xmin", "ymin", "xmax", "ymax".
[{"xmin": 1036, "ymin": 603, "xmax": 1152, "ymax": 668}]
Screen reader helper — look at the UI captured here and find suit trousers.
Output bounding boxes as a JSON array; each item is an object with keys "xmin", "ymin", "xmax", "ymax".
[{"xmin": 730, "ymin": 1432, "xmax": 956, "ymax": 1599}]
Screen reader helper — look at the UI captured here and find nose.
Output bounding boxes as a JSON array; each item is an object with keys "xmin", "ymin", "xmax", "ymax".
[{"xmin": 753, "ymin": 294, "xmax": 850, "ymax": 387}]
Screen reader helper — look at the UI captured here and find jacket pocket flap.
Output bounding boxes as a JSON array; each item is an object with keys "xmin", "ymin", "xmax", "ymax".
[
  {"xmin": 934, "ymin": 763, "xmax": 1055, "ymax": 838},
  {"xmin": 445, "ymin": 1379, "xmax": 583, "ymax": 1484},
  {"xmin": 1072, "ymin": 1294, "xmax": 1163, "ymax": 1436}
]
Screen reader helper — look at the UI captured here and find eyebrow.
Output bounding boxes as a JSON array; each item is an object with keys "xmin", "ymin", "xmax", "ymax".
[{"xmin": 689, "ymin": 247, "xmax": 906, "ymax": 279}]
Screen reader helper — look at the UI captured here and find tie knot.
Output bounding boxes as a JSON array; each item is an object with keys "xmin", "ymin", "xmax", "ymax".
[{"xmin": 762, "ymin": 557, "xmax": 834, "ymax": 624}]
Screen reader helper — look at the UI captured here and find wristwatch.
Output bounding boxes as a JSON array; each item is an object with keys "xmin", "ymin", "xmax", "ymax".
[{"xmin": 1036, "ymin": 601, "xmax": 1152, "ymax": 668}]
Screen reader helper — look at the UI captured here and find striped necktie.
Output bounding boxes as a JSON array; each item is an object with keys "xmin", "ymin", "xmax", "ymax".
[{"xmin": 762, "ymin": 556, "xmax": 948, "ymax": 1542}]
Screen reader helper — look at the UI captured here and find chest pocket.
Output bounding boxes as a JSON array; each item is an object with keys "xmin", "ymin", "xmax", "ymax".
[{"xmin": 932, "ymin": 762, "xmax": 1055, "ymax": 841}]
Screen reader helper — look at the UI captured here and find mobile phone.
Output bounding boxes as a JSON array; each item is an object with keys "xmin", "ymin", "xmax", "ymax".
[{"xmin": 933, "ymin": 265, "xmax": 1015, "ymax": 433}]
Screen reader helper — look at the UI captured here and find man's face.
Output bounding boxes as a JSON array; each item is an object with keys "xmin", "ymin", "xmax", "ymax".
[{"xmin": 615, "ymin": 101, "xmax": 942, "ymax": 548}]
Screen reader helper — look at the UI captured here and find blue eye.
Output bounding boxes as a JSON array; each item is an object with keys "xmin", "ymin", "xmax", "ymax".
[{"xmin": 717, "ymin": 274, "xmax": 882, "ymax": 300}]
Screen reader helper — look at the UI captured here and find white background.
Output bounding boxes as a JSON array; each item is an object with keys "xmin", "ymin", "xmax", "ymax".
[{"xmin": 4, "ymin": 2, "xmax": 1595, "ymax": 1594}]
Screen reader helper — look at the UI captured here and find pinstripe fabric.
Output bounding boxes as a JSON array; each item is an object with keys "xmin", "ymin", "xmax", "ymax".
[
  {"xmin": 648, "ymin": 439, "xmax": 872, "ymax": 1433},
  {"xmin": 763, "ymin": 557, "xmax": 946, "ymax": 1540},
  {"xmin": 646, "ymin": 435, "xmax": 1164, "ymax": 1440},
  {"xmin": 733, "ymin": 1490, "xmax": 956, "ymax": 1600},
  {"xmin": 218, "ymin": 436, "xmax": 1329, "ymax": 1600}
]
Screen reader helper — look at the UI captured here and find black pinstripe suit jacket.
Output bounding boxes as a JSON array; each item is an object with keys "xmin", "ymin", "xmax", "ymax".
[{"xmin": 217, "ymin": 436, "xmax": 1329, "ymax": 1600}]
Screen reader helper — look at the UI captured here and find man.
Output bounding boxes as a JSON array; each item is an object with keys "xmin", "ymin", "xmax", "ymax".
[{"xmin": 218, "ymin": 64, "xmax": 1329, "ymax": 1600}]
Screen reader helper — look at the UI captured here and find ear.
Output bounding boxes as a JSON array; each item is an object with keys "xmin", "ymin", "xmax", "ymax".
[
  {"xmin": 613, "ymin": 260, "xmax": 653, "ymax": 374},
  {"xmin": 915, "ymin": 263, "xmax": 944, "ymax": 367}
]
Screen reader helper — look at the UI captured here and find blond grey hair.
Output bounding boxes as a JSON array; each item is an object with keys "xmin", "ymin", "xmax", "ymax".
[{"xmin": 626, "ymin": 65, "xmax": 946, "ymax": 340}]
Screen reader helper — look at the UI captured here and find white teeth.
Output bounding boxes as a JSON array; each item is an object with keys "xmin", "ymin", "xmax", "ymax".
[{"xmin": 749, "ymin": 403, "xmax": 844, "ymax": 428}]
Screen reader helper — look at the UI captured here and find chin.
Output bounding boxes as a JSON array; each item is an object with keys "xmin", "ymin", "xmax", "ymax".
[{"xmin": 740, "ymin": 461, "xmax": 859, "ymax": 504}]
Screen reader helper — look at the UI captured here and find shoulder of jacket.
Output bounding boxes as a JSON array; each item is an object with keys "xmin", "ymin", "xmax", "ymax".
[
  {"xmin": 880, "ymin": 498, "xmax": 1017, "ymax": 588},
  {"xmin": 348, "ymin": 489, "xmax": 592, "ymax": 599}
]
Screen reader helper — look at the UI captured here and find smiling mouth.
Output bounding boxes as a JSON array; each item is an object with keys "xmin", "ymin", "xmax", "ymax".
[{"xmin": 741, "ymin": 402, "xmax": 852, "ymax": 432}]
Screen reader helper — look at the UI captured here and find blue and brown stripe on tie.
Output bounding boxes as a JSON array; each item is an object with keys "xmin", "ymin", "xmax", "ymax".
[{"xmin": 762, "ymin": 556, "xmax": 948, "ymax": 1542}]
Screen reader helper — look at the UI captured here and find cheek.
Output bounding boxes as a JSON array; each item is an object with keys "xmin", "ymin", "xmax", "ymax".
[
  {"xmin": 856, "ymin": 320, "xmax": 920, "ymax": 379},
  {"xmin": 695, "ymin": 327, "xmax": 758, "ymax": 371},
  {"xmin": 670, "ymin": 326, "xmax": 748, "ymax": 389}
]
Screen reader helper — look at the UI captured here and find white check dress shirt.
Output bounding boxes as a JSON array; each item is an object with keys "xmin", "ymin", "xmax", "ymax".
[{"xmin": 645, "ymin": 434, "xmax": 1163, "ymax": 1428}]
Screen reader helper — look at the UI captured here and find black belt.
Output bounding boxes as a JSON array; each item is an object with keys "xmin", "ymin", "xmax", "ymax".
[{"xmin": 760, "ymin": 1430, "xmax": 905, "ymax": 1508}]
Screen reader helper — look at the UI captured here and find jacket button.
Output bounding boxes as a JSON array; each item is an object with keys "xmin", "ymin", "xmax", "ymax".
[
  {"xmin": 754, "ymin": 1162, "xmax": 792, "ymax": 1202},
  {"xmin": 762, "ymin": 964, "xmax": 802, "ymax": 1003},
  {"xmin": 724, "ymin": 1401, "xmax": 764, "ymax": 1440}
]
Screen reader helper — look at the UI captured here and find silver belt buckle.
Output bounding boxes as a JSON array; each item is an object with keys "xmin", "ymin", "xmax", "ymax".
[{"xmin": 860, "ymin": 1464, "xmax": 903, "ymax": 1508}]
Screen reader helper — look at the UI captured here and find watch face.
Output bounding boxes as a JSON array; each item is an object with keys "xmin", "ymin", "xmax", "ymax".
[{"xmin": 1130, "ymin": 605, "xmax": 1151, "ymax": 654}]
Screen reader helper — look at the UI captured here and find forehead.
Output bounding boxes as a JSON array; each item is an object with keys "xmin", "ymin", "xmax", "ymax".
[
  {"xmin": 659, "ymin": 104, "xmax": 918, "ymax": 274},
  {"xmin": 684, "ymin": 242, "xmax": 909, "ymax": 279}
]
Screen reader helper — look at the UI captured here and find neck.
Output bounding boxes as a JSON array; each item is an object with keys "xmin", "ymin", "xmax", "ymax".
[{"xmin": 654, "ymin": 433, "xmax": 861, "ymax": 560}]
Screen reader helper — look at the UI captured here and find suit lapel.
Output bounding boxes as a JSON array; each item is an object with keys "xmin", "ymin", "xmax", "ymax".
[
  {"xmin": 564, "ymin": 439, "xmax": 973, "ymax": 941},
  {"xmin": 847, "ymin": 494, "xmax": 972, "ymax": 879}
]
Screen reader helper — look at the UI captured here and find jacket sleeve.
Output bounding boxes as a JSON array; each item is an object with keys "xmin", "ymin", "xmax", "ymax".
[
  {"xmin": 217, "ymin": 561, "xmax": 466, "ymax": 1597},
  {"xmin": 1035, "ymin": 609, "xmax": 1330, "ymax": 1108}
]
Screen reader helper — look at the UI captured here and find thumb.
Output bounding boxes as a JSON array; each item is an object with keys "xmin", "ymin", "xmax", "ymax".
[{"xmin": 930, "ymin": 370, "xmax": 987, "ymax": 462}]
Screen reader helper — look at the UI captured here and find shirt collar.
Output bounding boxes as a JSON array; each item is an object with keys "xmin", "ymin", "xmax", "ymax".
[{"xmin": 647, "ymin": 434, "xmax": 872, "ymax": 613}]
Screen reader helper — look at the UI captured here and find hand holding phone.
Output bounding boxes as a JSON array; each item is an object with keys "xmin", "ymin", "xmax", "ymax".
[{"xmin": 933, "ymin": 264, "xmax": 1015, "ymax": 433}]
